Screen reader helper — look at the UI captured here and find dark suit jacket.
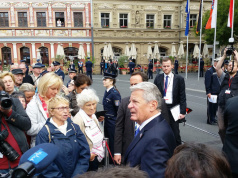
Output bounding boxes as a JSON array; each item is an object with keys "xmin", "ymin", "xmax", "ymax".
[
  {"xmin": 154, "ymin": 73, "xmax": 186, "ymax": 114},
  {"xmin": 223, "ymin": 96, "xmax": 238, "ymax": 174},
  {"xmin": 85, "ymin": 61, "xmax": 93, "ymax": 72},
  {"xmin": 124, "ymin": 115, "xmax": 176, "ymax": 178},
  {"xmin": 114, "ymin": 96, "xmax": 171, "ymax": 159}
]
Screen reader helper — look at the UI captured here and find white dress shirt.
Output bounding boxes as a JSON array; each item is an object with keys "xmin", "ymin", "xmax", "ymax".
[
  {"xmin": 139, "ymin": 112, "xmax": 161, "ymax": 131},
  {"xmin": 164, "ymin": 72, "xmax": 174, "ymax": 104}
]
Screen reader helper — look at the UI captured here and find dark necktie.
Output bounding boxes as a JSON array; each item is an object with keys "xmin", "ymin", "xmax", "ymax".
[{"xmin": 164, "ymin": 75, "xmax": 169, "ymax": 97}]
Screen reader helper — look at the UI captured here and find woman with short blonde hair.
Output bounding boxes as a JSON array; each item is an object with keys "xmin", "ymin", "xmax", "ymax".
[
  {"xmin": 26, "ymin": 72, "xmax": 63, "ymax": 147},
  {"xmin": 36, "ymin": 95, "xmax": 90, "ymax": 177},
  {"xmin": 0, "ymin": 72, "xmax": 16, "ymax": 94}
]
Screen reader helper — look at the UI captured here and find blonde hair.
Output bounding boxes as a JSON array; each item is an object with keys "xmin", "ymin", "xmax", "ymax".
[
  {"xmin": 48, "ymin": 95, "xmax": 69, "ymax": 118},
  {"xmin": 0, "ymin": 72, "xmax": 15, "ymax": 83},
  {"xmin": 37, "ymin": 72, "xmax": 63, "ymax": 97}
]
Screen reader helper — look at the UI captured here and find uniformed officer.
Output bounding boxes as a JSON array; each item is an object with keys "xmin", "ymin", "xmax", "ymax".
[
  {"xmin": 68, "ymin": 60, "xmax": 76, "ymax": 70},
  {"xmin": 205, "ymin": 58, "xmax": 220, "ymax": 125},
  {"xmin": 102, "ymin": 72, "xmax": 121, "ymax": 163},
  {"xmin": 128, "ymin": 59, "xmax": 135, "ymax": 75},
  {"xmin": 85, "ymin": 58, "xmax": 93, "ymax": 80},
  {"xmin": 53, "ymin": 61, "xmax": 65, "ymax": 81},
  {"xmin": 78, "ymin": 59, "xmax": 84, "ymax": 73},
  {"xmin": 174, "ymin": 57, "xmax": 179, "ymax": 74},
  {"xmin": 148, "ymin": 60, "xmax": 153, "ymax": 79},
  {"xmin": 66, "ymin": 68, "xmax": 77, "ymax": 87}
]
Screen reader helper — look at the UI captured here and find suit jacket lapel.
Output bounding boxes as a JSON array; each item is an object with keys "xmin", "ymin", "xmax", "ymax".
[{"xmin": 124, "ymin": 116, "xmax": 161, "ymax": 162}]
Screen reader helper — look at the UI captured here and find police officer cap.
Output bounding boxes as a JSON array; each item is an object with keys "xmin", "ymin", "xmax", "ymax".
[
  {"xmin": 12, "ymin": 69, "xmax": 24, "ymax": 75},
  {"xmin": 33, "ymin": 63, "xmax": 45, "ymax": 68},
  {"xmin": 103, "ymin": 72, "xmax": 116, "ymax": 79},
  {"xmin": 53, "ymin": 61, "xmax": 60, "ymax": 66},
  {"xmin": 20, "ymin": 59, "xmax": 26, "ymax": 63},
  {"xmin": 68, "ymin": 69, "xmax": 77, "ymax": 73}
]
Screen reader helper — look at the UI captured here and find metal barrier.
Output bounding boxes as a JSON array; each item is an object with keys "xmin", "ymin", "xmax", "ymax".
[{"xmin": 103, "ymin": 138, "xmax": 109, "ymax": 167}]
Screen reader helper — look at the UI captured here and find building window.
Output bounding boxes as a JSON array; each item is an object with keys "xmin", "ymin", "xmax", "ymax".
[
  {"xmin": 119, "ymin": 14, "xmax": 128, "ymax": 28},
  {"xmin": 18, "ymin": 12, "xmax": 28, "ymax": 27},
  {"xmin": 164, "ymin": 15, "xmax": 171, "ymax": 29},
  {"xmin": 146, "ymin": 15, "xmax": 154, "ymax": 29},
  {"xmin": 55, "ymin": 12, "xmax": 65, "ymax": 27},
  {"xmin": 190, "ymin": 14, "xmax": 197, "ymax": 28},
  {"xmin": 37, "ymin": 12, "xmax": 46, "ymax": 27},
  {"xmin": 1, "ymin": 47, "xmax": 11, "ymax": 65},
  {"xmin": 20, "ymin": 47, "xmax": 30, "ymax": 65},
  {"xmin": 0, "ymin": 12, "xmax": 9, "ymax": 27},
  {"xmin": 101, "ymin": 13, "xmax": 110, "ymax": 28},
  {"xmin": 74, "ymin": 12, "xmax": 83, "ymax": 27}
]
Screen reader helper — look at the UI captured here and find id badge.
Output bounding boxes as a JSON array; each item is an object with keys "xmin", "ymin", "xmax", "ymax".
[
  {"xmin": 164, "ymin": 97, "xmax": 172, "ymax": 104},
  {"xmin": 225, "ymin": 89, "xmax": 231, "ymax": 94}
]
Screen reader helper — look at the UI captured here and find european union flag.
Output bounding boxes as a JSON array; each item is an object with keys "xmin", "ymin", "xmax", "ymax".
[{"xmin": 185, "ymin": 0, "xmax": 190, "ymax": 36}]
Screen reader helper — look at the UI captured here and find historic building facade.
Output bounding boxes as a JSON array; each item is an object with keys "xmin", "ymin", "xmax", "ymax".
[
  {"xmin": 0, "ymin": 0, "xmax": 92, "ymax": 66},
  {"xmin": 93, "ymin": 0, "xmax": 212, "ymax": 68}
]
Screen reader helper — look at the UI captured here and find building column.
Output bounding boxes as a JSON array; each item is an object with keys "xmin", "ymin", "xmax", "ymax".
[
  {"xmin": 31, "ymin": 43, "xmax": 36, "ymax": 64},
  {"xmin": 48, "ymin": 2, "xmax": 53, "ymax": 27},
  {"xmin": 50, "ymin": 43, "xmax": 55, "ymax": 62},
  {"xmin": 29, "ymin": 3, "xmax": 34, "ymax": 27},
  {"xmin": 13, "ymin": 43, "xmax": 17, "ymax": 63},
  {"xmin": 67, "ymin": 3, "xmax": 71, "ymax": 27},
  {"xmin": 85, "ymin": 3, "xmax": 89, "ymax": 27},
  {"xmin": 86, "ymin": 43, "xmax": 90, "ymax": 57},
  {"xmin": 10, "ymin": 3, "xmax": 15, "ymax": 27}
]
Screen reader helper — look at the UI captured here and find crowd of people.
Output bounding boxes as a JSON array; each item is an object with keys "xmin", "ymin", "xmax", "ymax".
[{"xmin": 0, "ymin": 50, "xmax": 237, "ymax": 178}]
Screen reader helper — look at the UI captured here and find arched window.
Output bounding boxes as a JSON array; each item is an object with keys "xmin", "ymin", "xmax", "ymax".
[
  {"xmin": 1, "ymin": 47, "xmax": 11, "ymax": 65},
  {"xmin": 64, "ymin": 47, "xmax": 78, "ymax": 61},
  {"xmin": 20, "ymin": 47, "xmax": 30, "ymax": 65},
  {"xmin": 39, "ymin": 47, "xmax": 49, "ymax": 65}
]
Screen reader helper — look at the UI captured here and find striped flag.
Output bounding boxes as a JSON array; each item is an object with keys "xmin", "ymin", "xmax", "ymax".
[
  {"xmin": 196, "ymin": 0, "xmax": 202, "ymax": 34},
  {"xmin": 227, "ymin": 0, "xmax": 234, "ymax": 28},
  {"xmin": 185, "ymin": 0, "xmax": 190, "ymax": 36},
  {"xmin": 205, "ymin": 0, "xmax": 217, "ymax": 29}
]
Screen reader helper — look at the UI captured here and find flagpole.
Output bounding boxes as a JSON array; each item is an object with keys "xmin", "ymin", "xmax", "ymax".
[
  {"xmin": 186, "ymin": 35, "xmax": 188, "ymax": 79},
  {"xmin": 198, "ymin": 0, "xmax": 203, "ymax": 81},
  {"xmin": 231, "ymin": 0, "xmax": 235, "ymax": 38},
  {"xmin": 212, "ymin": 0, "xmax": 217, "ymax": 65}
]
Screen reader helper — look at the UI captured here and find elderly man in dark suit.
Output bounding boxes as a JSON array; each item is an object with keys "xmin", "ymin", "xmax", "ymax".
[
  {"xmin": 114, "ymin": 72, "xmax": 170, "ymax": 165},
  {"xmin": 154, "ymin": 57, "xmax": 186, "ymax": 146},
  {"xmin": 124, "ymin": 82, "xmax": 176, "ymax": 178}
]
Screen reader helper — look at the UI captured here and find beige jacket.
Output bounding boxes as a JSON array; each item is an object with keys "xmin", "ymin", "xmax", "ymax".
[{"xmin": 72, "ymin": 111, "xmax": 101, "ymax": 151}]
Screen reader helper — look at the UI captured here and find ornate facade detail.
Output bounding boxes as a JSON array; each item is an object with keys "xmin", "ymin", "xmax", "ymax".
[
  {"xmin": 190, "ymin": 5, "xmax": 199, "ymax": 10},
  {"xmin": 16, "ymin": 30, "xmax": 31, "ymax": 36},
  {"xmin": 98, "ymin": 3, "xmax": 113, "ymax": 10},
  {"xmin": 162, "ymin": 6, "xmax": 174, "ymax": 11},
  {"xmin": 35, "ymin": 30, "xmax": 50, "ymax": 36},
  {"xmin": 71, "ymin": 2, "xmax": 85, "ymax": 9},
  {"xmin": 145, "ymin": 5, "xmax": 158, "ymax": 11},
  {"xmin": 72, "ymin": 30, "xmax": 86, "ymax": 37},
  {"xmin": 117, "ymin": 4, "xmax": 131, "ymax": 10},
  {"xmin": 15, "ymin": 2, "xmax": 28, "ymax": 8},
  {"xmin": 52, "ymin": 2, "xmax": 66, "ymax": 8},
  {"xmin": 0, "ymin": 2, "xmax": 10, "ymax": 8},
  {"xmin": 0, "ymin": 30, "xmax": 12, "ymax": 36},
  {"xmin": 32, "ymin": 2, "xmax": 48, "ymax": 8},
  {"xmin": 53, "ymin": 30, "xmax": 68, "ymax": 37}
]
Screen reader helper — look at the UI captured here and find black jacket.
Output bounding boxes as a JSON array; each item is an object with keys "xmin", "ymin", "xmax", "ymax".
[
  {"xmin": 154, "ymin": 73, "xmax": 186, "ymax": 114},
  {"xmin": 66, "ymin": 90, "xmax": 80, "ymax": 117},
  {"xmin": 205, "ymin": 66, "xmax": 220, "ymax": 95},
  {"xmin": 1, "ymin": 98, "xmax": 31, "ymax": 153}
]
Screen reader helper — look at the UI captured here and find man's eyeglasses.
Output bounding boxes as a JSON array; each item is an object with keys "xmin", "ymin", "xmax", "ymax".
[{"xmin": 52, "ymin": 107, "xmax": 70, "ymax": 111}]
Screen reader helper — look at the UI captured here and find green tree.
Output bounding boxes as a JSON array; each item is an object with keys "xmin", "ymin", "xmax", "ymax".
[{"xmin": 195, "ymin": 0, "xmax": 238, "ymax": 47}]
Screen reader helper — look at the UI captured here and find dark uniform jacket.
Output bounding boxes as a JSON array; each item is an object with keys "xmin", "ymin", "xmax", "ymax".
[
  {"xmin": 55, "ymin": 68, "xmax": 65, "ymax": 81},
  {"xmin": 85, "ymin": 61, "xmax": 93, "ymax": 72},
  {"xmin": 205, "ymin": 66, "xmax": 220, "ymax": 95}
]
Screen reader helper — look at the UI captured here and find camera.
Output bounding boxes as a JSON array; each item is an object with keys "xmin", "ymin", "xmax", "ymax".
[
  {"xmin": 0, "ymin": 91, "xmax": 12, "ymax": 110},
  {"xmin": 0, "ymin": 124, "xmax": 19, "ymax": 162},
  {"xmin": 226, "ymin": 38, "xmax": 235, "ymax": 56}
]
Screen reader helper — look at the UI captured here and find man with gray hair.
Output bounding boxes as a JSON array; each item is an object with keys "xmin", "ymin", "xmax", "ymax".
[{"xmin": 124, "ymin": 82, "xmax": 176, "ymax": 178}]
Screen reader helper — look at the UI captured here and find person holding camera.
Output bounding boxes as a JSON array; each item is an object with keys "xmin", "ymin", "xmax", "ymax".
[
  {"xmin": 0, "ymin": 80, "xmax": 31, "ymax": 175},
  {"xmin": 216, "ymin": 48, "xmax": 238, "ymax": 143}
]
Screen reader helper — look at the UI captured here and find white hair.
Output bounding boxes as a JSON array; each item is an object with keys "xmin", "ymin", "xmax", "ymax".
[
  {"xmin": 77, "ymin": 88, "xmax": 99, "ymax": 108},
  {"xmin": 130, "ymin": 82, "xmax": 162, "ymax": 109}
]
